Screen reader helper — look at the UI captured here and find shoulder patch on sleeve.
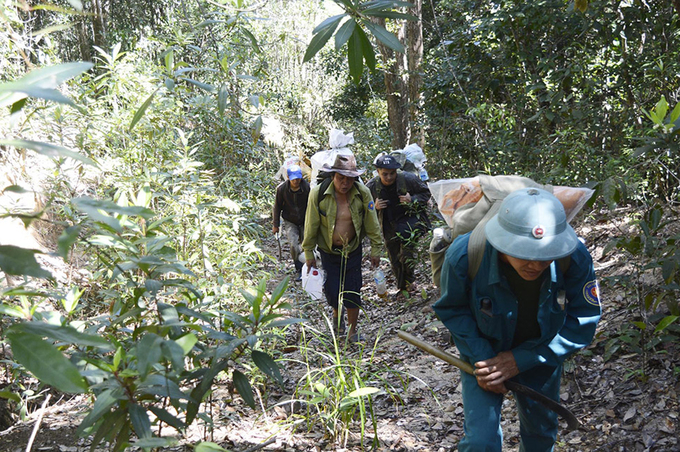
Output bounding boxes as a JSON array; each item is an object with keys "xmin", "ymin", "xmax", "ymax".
[
  {"xmin": 368, "ymin": 201, "xmax": 375, "ymax": 211},
  {"xmin": 583, "ymin": 280, "xmax": 600, "ymax": 306}
]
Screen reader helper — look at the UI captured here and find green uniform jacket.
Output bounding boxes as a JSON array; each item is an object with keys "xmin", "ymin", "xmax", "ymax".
[{"xmin": 302, "ymin": 181, "xmax": 382, "ymax": 260}]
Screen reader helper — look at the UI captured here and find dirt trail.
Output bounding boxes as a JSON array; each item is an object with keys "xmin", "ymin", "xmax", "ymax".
[{"xmin": 1, "ymin": 213, "xmax": 678, "ymax": 451}]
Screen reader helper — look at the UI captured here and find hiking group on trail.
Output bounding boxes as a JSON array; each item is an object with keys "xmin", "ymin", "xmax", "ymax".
[{"xmin": 271, "ymin": 130, "xmax": 601, "ymax": 451}]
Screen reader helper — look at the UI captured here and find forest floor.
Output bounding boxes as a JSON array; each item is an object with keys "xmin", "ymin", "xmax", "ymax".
[{"xmin": 1, "ymin": 210, "xmax": 679, "ymax": 452}]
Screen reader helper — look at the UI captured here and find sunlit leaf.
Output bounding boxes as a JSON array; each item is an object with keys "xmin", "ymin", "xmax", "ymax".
[
  {"xmin": 0, "ymin": 62, "xmax": 93, "ymax": 108},
  {"xmin": 129, "ymin": 88, "xmax": 160, "ymax": 132},
  {"xmin": 335, "ymin": 18, "xmax": 356, "ymax": 50},
  {"xmin": 7, "ymin": 332, "xmax": 88, "ymax": 393},
  {"xmin": 0, "ymin": 245, "xmax": 51, "ymax": 278},
  {"xmin": 180, "ymin": 77, "xmax": 215, "ymax": 93},
  {"xmin": 57, "ymin": 225, "xmax": 81, "ymax": 259},
  {"xmin": 195, "ymin": 442, "xmax": 229, "ymax": 452},
  {"xmin": 348, "ymin": 387, "xmax": 380, "ymax": 398},
  {"xmin": 31, "ymin": 24, "xmax": 73, "ymax": 38},
  {"xmin": 0, "ymin": 139, "xmax": 95, "ymax": 165}
]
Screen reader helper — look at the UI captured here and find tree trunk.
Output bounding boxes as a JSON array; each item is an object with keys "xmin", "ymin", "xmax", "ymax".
[
  {"xmin": 375, "ymin": 18, "xmax": 408, "ymax": 150},
  {"xmin": 78, "ymin": 18, "xmax": 91, "ymax": 61},
  {"xmin": 406, "ymin": 0, "xmax": 424, "ymax": 148},
  {"xmin": 92, "ymin": 0, "xmax": 106, "ymax": 49}
]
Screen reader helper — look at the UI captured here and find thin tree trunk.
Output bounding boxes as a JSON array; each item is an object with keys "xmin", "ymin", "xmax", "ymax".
[
  {"xmin": 375, "ymin": 18, "xmax": 408, "ymax": 150},
  {"xmin": 92, "ymin": 0, "xmax": 106, "ymax": 49},
  {"xmin": 78, "ymin": 18, "xmax": 91, "ymax": 61},
  {"xmin": 406, "ymin": 0, "xmax": 424, "ymax": 147}
]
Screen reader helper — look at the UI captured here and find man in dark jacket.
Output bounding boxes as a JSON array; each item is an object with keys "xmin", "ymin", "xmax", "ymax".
[
  {"xmin": 366, "ymin": 154, "xmax": 431, "ymax": 292},
  {"xmin": 273, "ymin": 165, "xmax": 310, "ymax": 279}
]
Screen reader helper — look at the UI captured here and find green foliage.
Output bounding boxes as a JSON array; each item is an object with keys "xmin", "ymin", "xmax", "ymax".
[{"xmin": 304, "ymin": 0, "xmax": 415, "ymax": 83}]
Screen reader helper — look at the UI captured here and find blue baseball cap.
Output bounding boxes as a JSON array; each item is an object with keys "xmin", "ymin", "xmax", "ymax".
[
  {"xmin": 287, "ymin": 165, "xmax": 303, "ymax": 180},
  {"xmin": 485, "ymin": 188, "xmax": 579, "ymax": 260}
]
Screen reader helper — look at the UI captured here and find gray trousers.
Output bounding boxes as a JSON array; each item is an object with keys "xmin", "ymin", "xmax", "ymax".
[{"xmin": 282, "ymin": 219, "xmax": 304, "ymax": 272}]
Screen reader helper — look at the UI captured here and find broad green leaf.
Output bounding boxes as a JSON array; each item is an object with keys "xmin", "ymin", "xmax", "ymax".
[
  {"xmin": 357, "ymin": 26, "xmax": 376, "ymax": 72},
  {"xmin": 161, "ymin": 340, "xmax": 185, "ymax": 370},
  {"xmin": 362, "ymin": 10, "xmax": 417, "ymax": 21},
  {"xmin": 242, "ymin": 28, "xmax": 260, "ymax": 53},
  {"xmin": 218, "ymin": 84, "xmax": 229, "ymax": 115},
  {"xmin": 348, "ymin": 387, "xmax": 380, "ymax": 397},
  {"xmin": 0, "ymin": 304, "xmax": 24, "ymax": 318},
  {"xmin": 264, "ymin": 318, "xmax": 306, "ymax": 328},
  {"xmin": 251, "ymin": 350, "xmax": 283, "ymax": 387},
  {"xmin": 129, "ymin": 403, "xmax": 152, "ymax": 439},
  {"xmin": 269, "ymin": 277, "xmax": 289, "ymax": 305},
  {"xmin": 8, "ymin": 322, "xmax": 113, "ymax": 350},
  {"xmin": 0, "ymin": 245, "xmax": 51, "ymax": 278},
  {"xmin": 7, "ymin": 332, "xmax": 88, "ymax": 393},
  {"xmin": 251, "ymin": 115, "xmax": 263, "ymax": 145},
  {"xmin": 195, "ymin": 442, "xmax": 229, "ymax": 452},
  {"xmin": 31, "ymin": 24, "xmax": 73, "ymax": 38},
  {"xmin": 335, "ymin": 19, "xmax": 356, "ymax": 50},
  {"xmin": 232, "ymin": 370, "xmax": 255, "ymax": 409},
  {"xmin": 72, "ymin": 196, "xmax": 154, "ymax": 219},
  {"xmin": 0, "ymin": 62, "xmax": 93, "ymax": 108},
  {"xmin": 57, "ymin": 225, "xmax": 81, "ymax": 259},
  {"xmin": 670, "ymin": 101, "xmax": 680, "ymax": 124},
  {"xmin": 180, "ymin": 77, "xmax": 215, "ymax": 93},
  {"xmin": 654, "ymin": 315, "xmax": 678, "ymax": 333},
  {"xmin": 0, "ymin": 391, "xmax": 21, "ymax": 403},
  {"xmin": 134, "ymin": 437, "xmax": 179, "ymax": 448},
  {"xmin": 632, "ymin": 321, "xmax": 646, "ymax": 330},
  {"xmin": 77, "ymin": 389, "xmax": 122, "ymax": 435},
  {"xmin": 129, "ymin": 88, "xmax": 160, "ymax": 132},
  {"xmin": 347, "ymin": 28, "xmax": 364, "ymax": 84},
  {"xmin": 61, "ymin": 286, "xmax": 83, "ymax": 314},
  {"xmin": 148, "ymin": 406, "xmax": 185, "ymax": 431},
  {"xmin": 363, "ymin": 21, "xmax": 405, "ymax": 53},
  {"xmin": 303, "ymin": 15, "xmax": 344, "ymax": 63},
  {"xmin": 136, "ymin": 334, "xmax": 163, "ymax": 380},
  {"xmin": 175, "ymin": 333, "xmax": 198, "ymax": 355},
  {"xmin": 2, "ymin": 184, "xmax": 31, "ymax": 194},
  {"xmin": 361, "ymin": 0, "xmax": 414, "ymax": 8},
  {"xmin": 0, "ymin": 139, "xmax": 95, "ymax": 165}
]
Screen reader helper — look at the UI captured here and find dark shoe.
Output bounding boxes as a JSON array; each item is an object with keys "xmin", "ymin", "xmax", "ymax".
[
  {"xmin": 295, "ymin": 273, "xmax": 302, "ymax": 282},
  {"xmin": 332, "ymin": 316, "xmax": 346, "ymax": 335},
  {"xmin": 348, "ymin": 333, "xmax": 362, "ymax": 343}
]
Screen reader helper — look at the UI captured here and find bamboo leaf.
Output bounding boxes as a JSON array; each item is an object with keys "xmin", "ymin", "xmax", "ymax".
[
  {"xmin": 654, "ymin": 315, "xmax": 678, "ymax": 334},
  {"xmin": 0, "ymin": 139, "xmax": 95, "ymax": 165},
  {"xmin": 0, "ymin": 62, "xmax": 93, "ymax": 108},
  {"xmin": 218, "ymin": 84, "xmax": 229, "ymax": 115},
  {"xmin": 7, "ymin": 332, "xmax": 88, "ymax": 393},
  {"xmin": 232, "ymin": 370, "xmax": 256, "ymax": 408},
  {"xmin": 180, "ymin": 77, "xmax": 216, "ymax": 93},
  {"xmin": 129, "ymin": 88, "xmax": 160, "ymax": 132}
]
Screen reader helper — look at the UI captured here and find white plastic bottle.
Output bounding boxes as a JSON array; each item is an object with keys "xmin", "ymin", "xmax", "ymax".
[
  {"xmin": 373, "ymin": 268, "xmax": 387, "ymax": 298},
  {"xmin": 301, "ymin": 263, "xmax": 324, "ymax": 300}
]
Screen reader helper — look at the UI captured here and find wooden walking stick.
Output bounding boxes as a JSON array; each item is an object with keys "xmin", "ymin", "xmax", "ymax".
[{"xmin": 397, "ymin": 330, "xmax": 581, "ymax": 430}]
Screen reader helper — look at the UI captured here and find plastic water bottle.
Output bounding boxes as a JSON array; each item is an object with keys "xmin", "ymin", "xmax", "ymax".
[
  {"xmin": 301, "ymin": 263, "xmax": 324, "ymax": 300},
  {"xmin": 418, "ymin": 167, "xmax": 429, "ymax": 181},
  {"xmin": 373, "ymin": 269, "xmax": 387, "ymax": 298}
]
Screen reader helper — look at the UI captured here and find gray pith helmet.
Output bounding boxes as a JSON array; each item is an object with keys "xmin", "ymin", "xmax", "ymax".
[{"xmin": 485, "ymin": 188, "xmax": 579, "ymax": 261}]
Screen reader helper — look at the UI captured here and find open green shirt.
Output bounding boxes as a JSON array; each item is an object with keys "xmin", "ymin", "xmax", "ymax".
[{"xmin": 302, "ymin": 181, "xmax": 382, "ymax": 260}]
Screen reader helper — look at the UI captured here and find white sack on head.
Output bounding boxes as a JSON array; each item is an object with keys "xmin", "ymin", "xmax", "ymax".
[
  {"xmin": 328, "ymin": 128, "xmax": 355, "ymax": 149},
  {"xmin": 310, "ymin": 128, "xmax": 356, "ymax": 186}
]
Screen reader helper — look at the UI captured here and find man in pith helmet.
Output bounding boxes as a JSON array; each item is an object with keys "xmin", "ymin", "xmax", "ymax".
[
  {"xmin": 302, "ymin": 153, "xmax": 383, "ymax": 343},
  {"xmin": 433, "ymin": 188, "xmax": 601, "ymax": 451}
]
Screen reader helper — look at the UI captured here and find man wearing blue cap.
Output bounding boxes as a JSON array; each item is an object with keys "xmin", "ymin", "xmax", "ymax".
[
  {"xmin": 366, "ymin": 154, "xmax": 431, "ymax": 293},
  {"xmin": 433, "ymin": 188, "xmax": 601, "ymax": 451},
  {"xmin": 273, "ymin": 165, "xmax": 310, "ymax": 280}
]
